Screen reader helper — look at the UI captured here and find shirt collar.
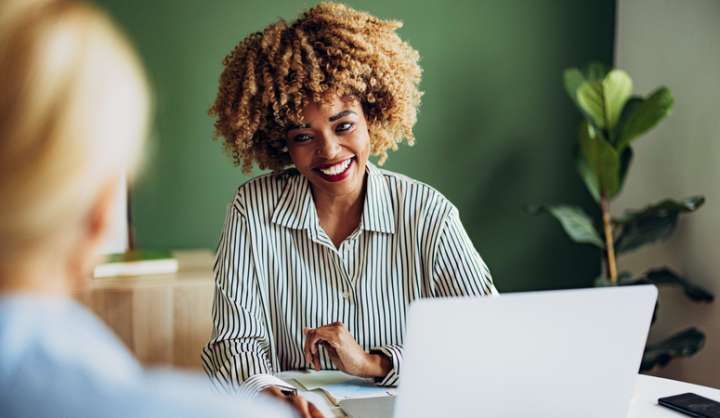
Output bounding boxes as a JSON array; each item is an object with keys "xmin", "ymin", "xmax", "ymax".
[
  {"xmin": 361, "ymin": 162, "xmax": 395, "ymax": 234},
  {"xmin": 271, "ymin": 169, "xmax": 314, "ymax": 230},
  {"xmin": 271, "ymin": 162, "xmax": 395, "ymax": 234}
]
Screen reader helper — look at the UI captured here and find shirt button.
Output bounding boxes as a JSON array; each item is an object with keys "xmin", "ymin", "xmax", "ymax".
[{"xmin": 342, "ymin": 291, "xmax": 351, "ymax": 299}]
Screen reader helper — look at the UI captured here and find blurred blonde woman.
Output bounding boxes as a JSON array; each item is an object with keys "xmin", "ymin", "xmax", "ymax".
[{"xmin": 0, "ymin": 1, "xmax": 294, "ymax": 417}]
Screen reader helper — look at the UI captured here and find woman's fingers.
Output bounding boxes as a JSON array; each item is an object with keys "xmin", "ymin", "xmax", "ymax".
[
  {"xmin": 303, "ymin": 327, "xmax": 314, "ymax": 368},
  {"xmin": 289, "ymin": 392, "xmax": 326, "ymax": 418},
  {"xmin": 288, "ymin": 393, "xmax": 312, "ymax": 418},
  {"xmin": 303, "ymin": 328, "xmax": 323, "ymax": 370},
  {"xmin": 264, "ymin": 387, "xmax": 325, "ymax": 418},
  {"xmin": 308, "ymin": 400, "xmax": 326, "ymax": 418},
  {"xmin": 322, "ymin": 342, "xmax": 343, "ymax": 369},
  {"xmin": 262, "ymin": 385, "xmax": 284, "ymax": 398},
  {"xmin": 304, "ymin": 322, "xmax": 351, "ymax": 371},
  {"xmin": 304, "ymin": 326, "xmax": 338, "ymax": 370}
]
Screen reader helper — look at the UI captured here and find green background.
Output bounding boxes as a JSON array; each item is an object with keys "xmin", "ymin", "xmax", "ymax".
[{"xmin": 95, "ymin": 0, "xmax": 616, "ymax": 292}]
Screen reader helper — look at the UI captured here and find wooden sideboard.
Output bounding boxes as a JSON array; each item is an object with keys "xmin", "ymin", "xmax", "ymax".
[{"xmin": 76, "ymin": 250, "xmax": 215, "ymax": 370}]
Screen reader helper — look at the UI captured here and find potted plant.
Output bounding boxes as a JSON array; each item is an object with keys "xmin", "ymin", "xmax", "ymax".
[{"xmin": 529, "ymin": 63, "xmax": 714, "ymax": 371}]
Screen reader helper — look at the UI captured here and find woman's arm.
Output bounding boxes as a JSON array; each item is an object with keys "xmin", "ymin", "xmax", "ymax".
[
  {"xmin": 201, "ymin": 201, "xmax": 293, "ymax": 396},
  {"xmin": 431, "ymin": 208, "xmax": 498, "ymax": 297},
  {"xmin": 365, "ymin": 207, "xmax": 497, "ymax": 387}
]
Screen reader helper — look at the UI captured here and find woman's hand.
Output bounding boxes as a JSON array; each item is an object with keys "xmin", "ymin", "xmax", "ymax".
[
  {"xmin": 261, "ymin": 385, "xmax": 324, "ymax": 418},
  {"xmin": 303, "ymin": 321, "xmax": 391, "ymax": 379}
]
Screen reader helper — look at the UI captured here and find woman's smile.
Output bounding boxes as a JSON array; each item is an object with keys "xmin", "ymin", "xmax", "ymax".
[{"xmin": 314, "ymin": 156, "xmax": 355, "ymax": 182}]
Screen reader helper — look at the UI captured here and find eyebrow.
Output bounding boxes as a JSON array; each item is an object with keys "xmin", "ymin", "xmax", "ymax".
[
  {"xmin": 287, "ymin": 110, "xmax": 357, "ymax": 131},
  {"xmin": 329, "ymin": 110, "xmax": 356, "ymax": 122}
]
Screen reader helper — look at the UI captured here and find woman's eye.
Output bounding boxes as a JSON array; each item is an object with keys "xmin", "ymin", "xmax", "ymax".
[
  {"xmin": 336, "ymin": 122, "xmax": 354, "ymax": 132},
  {"xmin": 292, "ymin": 134, "xmax": 313, "ymax": 143}
]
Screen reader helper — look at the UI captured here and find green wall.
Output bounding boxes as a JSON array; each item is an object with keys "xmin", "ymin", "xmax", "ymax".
[{"xmin": 95, "ymin": 0, "xmax": 615, "ymax": 292}]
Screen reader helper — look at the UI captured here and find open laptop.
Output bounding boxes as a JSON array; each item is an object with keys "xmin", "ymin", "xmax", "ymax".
[{"xmin": 342, "ymin": 285, "xmax": 657, "ymax": 418}]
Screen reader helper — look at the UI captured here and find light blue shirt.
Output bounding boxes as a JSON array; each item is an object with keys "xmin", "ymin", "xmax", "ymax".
[{"xmin": 0, "ymin": 294, "xmax": 293, "ymax": 418}]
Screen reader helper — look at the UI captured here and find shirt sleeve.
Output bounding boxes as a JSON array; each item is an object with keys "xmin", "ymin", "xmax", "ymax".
[
  {"xmin": 201, "ymin": 202, "xmax": 294, "ymax": 396},
  {"xmin": 432, "ymin": 208, "xmax": 498, "ymax": 297},
  {"xmin": 369, "ymin": 344, "xmax": 403, "ymax": 387},
  {"xmin": 368, "ymin": 208, "xmax": 497, "ymax": 388}
]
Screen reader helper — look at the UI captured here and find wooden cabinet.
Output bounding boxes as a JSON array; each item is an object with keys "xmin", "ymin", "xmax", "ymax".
[{"xmin": 77, "ymin": 250, "xmax": 215, "ymax": 370}]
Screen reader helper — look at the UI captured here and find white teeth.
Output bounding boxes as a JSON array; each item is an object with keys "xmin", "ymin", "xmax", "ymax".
[{"xmin": 319, "ymin": 158, "xmax": 352, "ymax": 176}]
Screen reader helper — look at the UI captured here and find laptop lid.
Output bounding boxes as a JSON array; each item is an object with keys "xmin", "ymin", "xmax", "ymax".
[{"xmin": 394, "ymin": 286, "xmax": 657, "ymax": 418}]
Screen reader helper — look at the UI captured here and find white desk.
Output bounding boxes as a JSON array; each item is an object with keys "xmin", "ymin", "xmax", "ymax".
[
  {"xmin": 630, "ymin": 375, "xmax": 720, "ymax": 417},
  {"xmin": 278, "ymin": 371, "xmax": 720, "ymax": 418}
]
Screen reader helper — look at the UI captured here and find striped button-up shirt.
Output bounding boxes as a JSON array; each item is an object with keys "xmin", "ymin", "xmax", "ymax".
[{"xmin": 202, "ymin": 163, "xmax": 497, "ymax": 394}]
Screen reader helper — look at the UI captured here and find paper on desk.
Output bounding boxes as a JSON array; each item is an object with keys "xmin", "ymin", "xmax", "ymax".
[{"xmin": 294, "ymin": 370, "xmax": 396, "ymax": 405}]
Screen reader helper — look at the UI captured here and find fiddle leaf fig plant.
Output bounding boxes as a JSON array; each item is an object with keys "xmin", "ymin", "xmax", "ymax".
[{"xmin": 528, "ymin": 63, "xmax": 714, "ymax": 371}]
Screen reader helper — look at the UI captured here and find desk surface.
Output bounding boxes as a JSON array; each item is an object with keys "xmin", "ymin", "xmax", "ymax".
[
  {"xmin": 278, "ymin": 371, "xmax": 720, "ymax": 418},
  {"xmin": 631, "ymin": 375, "xmax": 720, "ymax": 417}
]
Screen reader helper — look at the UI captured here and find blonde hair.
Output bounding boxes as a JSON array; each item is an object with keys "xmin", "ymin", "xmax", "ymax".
[
  {"xmin": 210, "ymin": 2, "xmax": 423, "ymax": 173},
  {"xmin": 0, "ymin": 0, "xmax": 150, "ymax": 259}
]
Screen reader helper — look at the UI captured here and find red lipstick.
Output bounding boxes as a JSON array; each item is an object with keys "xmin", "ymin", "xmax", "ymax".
[{"xmin": 314, "ymin": 157, "xmax": 355, "ymax": 182}]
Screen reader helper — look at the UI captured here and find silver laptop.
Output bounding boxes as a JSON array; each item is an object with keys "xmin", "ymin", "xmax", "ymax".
[{"xmin": 343, "ymin": 286, "xmax": 657, "ymax": 418}]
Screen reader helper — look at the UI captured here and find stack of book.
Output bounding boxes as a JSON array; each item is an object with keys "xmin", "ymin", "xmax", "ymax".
[{"xmin": 94, "ymin": 250, "xmax": 178, "ymax": 278}]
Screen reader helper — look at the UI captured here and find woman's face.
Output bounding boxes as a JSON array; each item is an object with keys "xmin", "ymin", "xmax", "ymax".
[{"xmin": 286, "ymin": 94, "xmax": 370, "ymax": 199}]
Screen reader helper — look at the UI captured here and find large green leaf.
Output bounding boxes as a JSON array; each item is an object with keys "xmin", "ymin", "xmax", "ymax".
[
  {"xmin": 615, "ymin": 96, "xmax": 642, "ymax": 145},
  {"xmin": 618, "ymin": 146, "xmax": 634, "ymax": 195},
  {"xmin": 564, "ymin": 63, "xmax": 611, "ymax": 114},
  {"xmin": 577, "ymin": 156, "xmax": 600, "ymax": 202},
  {"xmin": 640, "ymin": 268, "xmax": 714, "ymax": 302},
  {"xmin": 641, "ymin": 328, "xmax": 705, "ymax": 371},
  {"xmin": 576, "ymin": 70, "xmax": 633, "ymax": 133},
  {"xmin": 526, "ymin": 205, "xmax": 604, "ymax": 248},
  {"xmin": 598, "ymin": 268, "xmax": 714, "ymax": 303},
  {"xmin": 617, "ymin": 87, "xmax": 674, "ymax": 150},
  {"xmin": 614, "ymin": 196, "xmax": 705, "ymax": 254},
  {"xmin": 578, "ymin": 122, "xmax": 620, "ymax": 199},
  {"xmin": 602, "ymin": 70, "xmax": 633, "ymax": 132},
  {"xmin": 577, "ymin": 80, "xmax": 606, "ymax": 129}
]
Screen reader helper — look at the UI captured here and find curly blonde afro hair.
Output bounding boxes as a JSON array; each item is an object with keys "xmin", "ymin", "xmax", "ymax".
[{"xmin": 210, "ymin": 2, "xmax": 423, "ymax": 173}]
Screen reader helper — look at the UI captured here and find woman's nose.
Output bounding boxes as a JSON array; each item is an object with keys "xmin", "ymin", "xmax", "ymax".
[{"xmin": 316, "ymin": 134, "xmax": 341, "ymax": 159}]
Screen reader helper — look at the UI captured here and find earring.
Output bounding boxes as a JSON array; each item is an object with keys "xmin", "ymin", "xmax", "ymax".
[{"xmin": 281, "ymin": 146, "xmax": 288, "ymax": 152}]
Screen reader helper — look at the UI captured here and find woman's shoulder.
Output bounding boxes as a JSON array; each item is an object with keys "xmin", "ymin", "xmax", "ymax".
[
  {"xmin": 371, "ymin": 165, "xmax": 456, "ymax": 218},
  {"xmin": 229, "ymin": 167, "xmax": 300, "ymax": 214}
]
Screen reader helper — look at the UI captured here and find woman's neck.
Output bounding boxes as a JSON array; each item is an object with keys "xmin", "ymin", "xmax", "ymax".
[
  {"xmin": 311, "ymin": 177, "xmax": 367, "ymax": 248},
  {"xmin": 0, "ymin": 245, "xmax": 80, "ymax": 298},
  {"xmin": 0, "ymin": 260, "xmax": 72, "ymax": 297}
]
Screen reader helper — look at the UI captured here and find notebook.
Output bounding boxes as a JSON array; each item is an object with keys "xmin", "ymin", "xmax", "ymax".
[{"xmin": 292, "ymin": 370, "xmax": 396, "ymax": 405}]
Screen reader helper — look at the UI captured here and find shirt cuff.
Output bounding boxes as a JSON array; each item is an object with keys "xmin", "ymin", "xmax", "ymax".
[
  {"xmin": 243, "ymin": 373, "xmax": 296, "ymax": 397},
  {"xmin": 369, "ymin": 345, "xmax": 403, "ymax": 387}
]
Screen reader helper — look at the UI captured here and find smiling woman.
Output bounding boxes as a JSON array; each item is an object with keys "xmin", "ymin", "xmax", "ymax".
[{"xmin": 202, "ymin": 3, "xmax": 498, "ymax": 417}]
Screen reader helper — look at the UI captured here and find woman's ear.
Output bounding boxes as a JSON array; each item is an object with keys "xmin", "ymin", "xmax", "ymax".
[
  {"xmin": 86, "ymin": 178, "xmax": 120, "ymax": 247},
  {"xmin": 67, "ymin": 177, "xmax": 122, "ymax": 290}
]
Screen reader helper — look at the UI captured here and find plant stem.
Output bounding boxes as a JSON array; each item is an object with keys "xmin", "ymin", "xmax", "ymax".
[{"xmin": 600, "ymin": 194, "xmax": 618, "ymax": 283}]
